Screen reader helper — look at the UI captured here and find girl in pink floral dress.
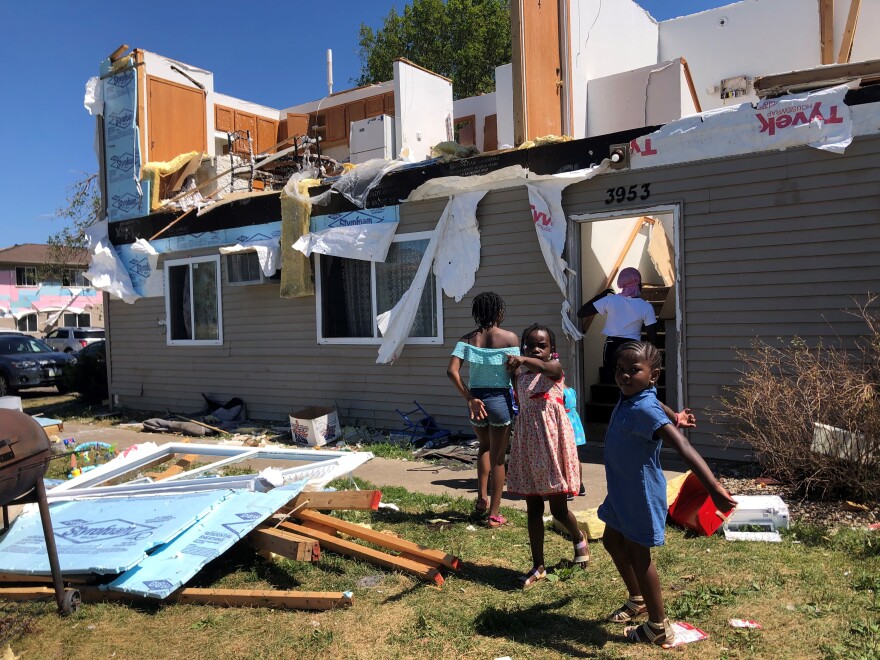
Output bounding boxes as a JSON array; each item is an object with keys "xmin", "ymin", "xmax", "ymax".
[{"xmin": 506, "ymin": 323, "xmax": 589, "ymax": 588}]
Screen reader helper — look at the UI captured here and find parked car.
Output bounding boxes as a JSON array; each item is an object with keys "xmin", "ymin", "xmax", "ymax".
[
  {"xmin": 44, "ymin": 327, "xmax": 105, "ymax": 353},
  {"xmin": 0, "ymin": 334, "xmax": 76, "ymax": 396},
  {"xmin": 63, "ymin": 340, "xmax": 108, "ymax": 402}
]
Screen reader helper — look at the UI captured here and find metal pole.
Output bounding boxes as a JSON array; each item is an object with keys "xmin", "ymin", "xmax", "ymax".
[{"xmin": 33, "ymin": 478, "xmax": 65, "ymax": 612}]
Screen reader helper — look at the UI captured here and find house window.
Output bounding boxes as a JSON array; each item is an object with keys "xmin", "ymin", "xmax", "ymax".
[
  {"xmin": 62, "ymin": 269, "xmax": 88, "ymax": 287},
  {"xmin": 164, "ymin": 255, "xmax": 222, "ymax": 345},
  {"xmin": 16, "ymin": 267, "xmax": 36, "ymax": 287},
  {"xmin": 226, "ymin": 252, "xmax": 270, "ymax": 285},
  {"xmin": 63, "ymin": 313, "xmax": 91, "ymax": 327},
  {"xmin": 316, "ymin": 232, "xmax": 442, "ymax": 344},
  {"xmin": 16, "ymin": 313, "xmax": 38, "ymax": 332}
]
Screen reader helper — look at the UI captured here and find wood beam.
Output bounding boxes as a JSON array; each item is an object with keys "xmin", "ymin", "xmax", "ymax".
[
  {"xmin": 820, "ymin": 0, "xmax": 835, "ymax": 64},
  {"xmin": 249, "ymin": 527, "xmax": 321, "ymax": 562},
  {"xmin": 282, "ymin": 490, "xmax": 382, "ymax": 513},
  {"xmin": 0, "ymin": 586, "xmax": 352, "ymax": 611},
  {"xmin": 278, "ymin": 521, "xmax": 444, "ymax": 585},
  {"xmin": 837, "ymin": 0, "xmax": 861, "ymax": 64},
  {"xmin": 293, "ymin": 509, "xmax": 461, "ymax": 572}
]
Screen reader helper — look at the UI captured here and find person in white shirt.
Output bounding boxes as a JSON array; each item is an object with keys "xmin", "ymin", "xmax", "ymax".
[{"xmin": 577, "ymin": 268, "xmax": 658, "ymax": 382}]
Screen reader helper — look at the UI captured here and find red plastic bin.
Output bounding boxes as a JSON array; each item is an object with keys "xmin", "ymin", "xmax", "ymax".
[{"xmin": 667, "ymin": 473, "xmax": 728, "ymax": 536}]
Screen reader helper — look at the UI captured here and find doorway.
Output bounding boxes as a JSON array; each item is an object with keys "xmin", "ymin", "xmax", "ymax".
[{"xmin": 570, "ymin": 206, "xmax": 682, "ymax": 442}]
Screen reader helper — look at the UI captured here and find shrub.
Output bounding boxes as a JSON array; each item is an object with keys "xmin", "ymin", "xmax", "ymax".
[{"xmin": 715, "ymin": 296, "xmax": 880, "ymax": 501}]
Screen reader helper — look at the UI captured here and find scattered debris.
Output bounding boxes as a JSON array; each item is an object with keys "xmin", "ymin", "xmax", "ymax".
[
  {"xmin": 667, "ymin": 622, "xmax": 709, "ymax": 647},
  {"xmin": 729, "ymin": 619, "xmax": 763, "ymax": 629}
]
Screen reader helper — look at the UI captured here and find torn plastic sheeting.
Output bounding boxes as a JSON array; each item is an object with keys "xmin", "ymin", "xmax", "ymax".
[
  {"xmin": 408, "ymin": 163, "xmax": 607, "ymax": 340},
  {"xmin": 317, "ymin": 158, "xmax": 408, "ymax": 208},
  {"xmin": 293, "ymin": 222, "xmax": 398, "ymax": 263},
  {"xmin": 630, "ymin": 83, "xmax": 854, "ymax": 171},
  {"xmin": 108, "ymin": 481, "xmax": 306, "ymax": 599},
  {"xmin": 220, "ymin": 238, "xmax": 281, "ymax": 276},
  {"xmin": 0, "ymin": 490, "xmax": 227, "ymax": 575},
  {"xmin": 376, "ymin": 191, "xmax": 486, "ymax": 364},
  {"xmin": 85, "ymin": 219, "xmax": 140, "ymax": 304},
  {"xmin": 83, "ymin": 76, "xmax": 103, "ymax": 116}
]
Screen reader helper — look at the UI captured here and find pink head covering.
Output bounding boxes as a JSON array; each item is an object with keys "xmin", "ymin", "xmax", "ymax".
[{"xmin": 617, "ymin": 267, "xmax": 642, "ymax": 298}]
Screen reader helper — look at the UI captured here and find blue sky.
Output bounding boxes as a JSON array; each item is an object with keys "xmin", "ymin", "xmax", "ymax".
[{"xmin": 0, "ymin": 0, "xmax": 732, "ymax": 247}]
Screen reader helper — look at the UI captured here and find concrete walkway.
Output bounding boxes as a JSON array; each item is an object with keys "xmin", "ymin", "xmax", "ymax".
[{"xmin": 60, "ymin": 421, "xmax": 685, "ymax": 512}]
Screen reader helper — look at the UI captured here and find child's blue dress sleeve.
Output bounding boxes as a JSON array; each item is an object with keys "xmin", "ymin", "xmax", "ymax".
[{"xmin": 564, "ymin": 387, "xmax": 587, "ymax": 447}]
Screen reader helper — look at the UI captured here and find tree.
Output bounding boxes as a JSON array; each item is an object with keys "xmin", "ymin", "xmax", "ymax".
[
  {"xmin": 357, "ymin": 0, "xmax": 511, "ymax": 100},
  {"xmin": 42, "ymin": 173, "xmax": 101, "ymax": 283}
]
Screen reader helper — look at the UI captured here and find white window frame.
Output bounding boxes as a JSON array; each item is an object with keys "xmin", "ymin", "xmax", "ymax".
[
  {"xmin": 17, "ymin": 313, "xmax": 38, "ymax": 332},
  {"xmin": 63, "ymin": 312, "xmax": 92, "ymax": 328},
  {"xmin": 224, "ymin": 251, "xmax": 274, "ymax": 286},
  {"xmin": 164, "ymin": 255, "xmax": 223, "ymax": 346},
  {"xmin": 16, "ymin": 267, "xmax": 37, "ymax": 287},
  {"xmin": 315, "ymin": 231, "xmax": 444, "ymax": 346}
]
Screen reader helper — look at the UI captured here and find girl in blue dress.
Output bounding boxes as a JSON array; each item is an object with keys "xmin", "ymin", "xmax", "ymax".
[
  {"xmin": 447, "ymin": 292, "xmax": 520, "ymax": 528},
  {"xmin": 599, "ymin": 340, "xmax": 736, "ymax": 648}
]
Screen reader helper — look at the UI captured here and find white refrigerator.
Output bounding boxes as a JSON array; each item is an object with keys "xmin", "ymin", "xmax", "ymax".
[{"xmin": 349, "ymin": 115, "xmax": 396, "ymax": 164}]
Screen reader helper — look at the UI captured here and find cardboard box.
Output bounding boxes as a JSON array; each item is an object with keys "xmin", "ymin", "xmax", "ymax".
[{"xmin": 289, "ymin": 406, "xmax": 341, "ymax": 446}]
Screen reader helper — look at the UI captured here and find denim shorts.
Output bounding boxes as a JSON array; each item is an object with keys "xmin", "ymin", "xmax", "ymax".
[{"xmin": 469, "ymin": 388, "xmax": 514, "ymax": 427}]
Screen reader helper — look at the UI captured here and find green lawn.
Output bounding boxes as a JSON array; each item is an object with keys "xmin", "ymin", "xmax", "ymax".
[{"xmin": 3, "ymin": 477, "xmax": 879, "ymax": 659}]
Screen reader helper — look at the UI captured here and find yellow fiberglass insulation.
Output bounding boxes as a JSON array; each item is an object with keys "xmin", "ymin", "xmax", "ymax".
[
  {"xmin": 279, "ymin": 177, "xmax": 321, "ymax": 298},
  {"xmin": 141, "ymin": 151, "xmax": 201, "ymax": 210}
]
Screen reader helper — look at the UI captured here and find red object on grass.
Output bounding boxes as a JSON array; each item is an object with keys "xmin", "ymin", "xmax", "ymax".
[{"xmin": 668, "ymin": 473, "xmax": 728, "ymax": 536}]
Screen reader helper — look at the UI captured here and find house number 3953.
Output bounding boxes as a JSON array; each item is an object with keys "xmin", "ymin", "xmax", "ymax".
[{"xmin": 605, "ymin": 183, "xmax": 651, "ymax": 204}]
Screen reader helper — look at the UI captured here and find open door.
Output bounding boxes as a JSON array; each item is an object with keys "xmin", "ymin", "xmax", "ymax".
[{"xmin": 575, "ymin": 210, "xmax": 679, "ymax": 434}]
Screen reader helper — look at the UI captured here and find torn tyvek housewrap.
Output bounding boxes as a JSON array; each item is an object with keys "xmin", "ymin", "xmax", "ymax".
[
  {"xmin": 220, "ymin": 238, "xmax": 281, "ymax": 275},
  {"xmin": 376, "ymin": 191, "xmax": 487, "ymax": 364},
  {"xmin": 630, "ymin": 83, "xmax": 854, "ymax": 170},
  {"xmin": 405, "ymin": 163, "xmax": 608, "ymax": 342},
  {"xmin": 292, "ymin": 222, "xmax": 398, "ymax": 262},
  {"xmin": 85, "ymin": 219, "xmax": 140, "ymax": 304}
]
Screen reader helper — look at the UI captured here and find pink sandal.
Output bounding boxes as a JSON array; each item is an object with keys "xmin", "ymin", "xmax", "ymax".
[{"xmin": 486, "ymin": 514, "xmax": 508, "ymax": 528}]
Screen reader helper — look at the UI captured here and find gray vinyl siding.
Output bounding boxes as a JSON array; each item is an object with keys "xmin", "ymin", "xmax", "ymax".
[
  {"xmin": 107, "ymin": 132, "xmax": 880, "ymax": 458},
  {"xmin": 562, "ymin": 132, "xmax": 880, "ymax": 459},
  {"xmin": 107, "ymin": 186, "xmax": 565, "ymax": 432}
]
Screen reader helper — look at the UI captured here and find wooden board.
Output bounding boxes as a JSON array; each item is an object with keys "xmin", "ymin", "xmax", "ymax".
[
  {"xmin": 292, "ymin": 509, "xmax": 460, "ymax": 572},
  {"xmin": 282, "ymin": 490, "xmax": 382, "ymax": 512},
  {"xmin": 69, "ymin": 587, "xmax": 351, "ymax": 610},
  {"xmin": 820, "ymin": 0, "xmax": 835, "ymax": 65},
  {"xmin": 250, "ymin": 526, "xmax": 320, "ymax": 562},
  {"xmin": 837, "ymin": 0, "xmax": 861, "ymax": 64},
  {"xmin": 278, "ymin": 522, "xmax": 444, "ymax": 585}
]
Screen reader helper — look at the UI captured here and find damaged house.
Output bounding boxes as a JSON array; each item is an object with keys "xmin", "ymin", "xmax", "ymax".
[
  {"xmin": 0, "ymin": 244, "xmax": 103, "ymax": 334},
  {"xmin": 85, "ymin": 0, "xmax": 880, "ymax": 459}
]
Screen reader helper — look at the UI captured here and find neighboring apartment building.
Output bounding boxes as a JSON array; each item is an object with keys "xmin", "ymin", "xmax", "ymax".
[{"xmin": 0, "ymin": 244, "xmax": 104, "ymax": 334}]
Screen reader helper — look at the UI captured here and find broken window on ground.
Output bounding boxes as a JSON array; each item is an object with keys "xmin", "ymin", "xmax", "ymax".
[
  {"xmin": 164, "ymin": 255, "xmax": 222, "ymax": 345},
  {"xmin": 317, "ymin": 233, "xmax": 441, "ymax": 344}
]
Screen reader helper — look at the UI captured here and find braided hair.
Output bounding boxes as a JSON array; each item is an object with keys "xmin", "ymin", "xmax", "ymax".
[
  {"xmin": 521, "ymin": 323, "xmax": 557, "ymax": 355},
  {"xmin": 472, "ymin": 292, "xmax": 505, "ymax": 330},
  {"xmin": 616, "ymin": 340, "xmax": 662, "ymax": 370}
]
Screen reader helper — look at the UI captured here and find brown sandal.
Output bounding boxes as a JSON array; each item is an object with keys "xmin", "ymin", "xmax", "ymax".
[
  {"xmin": 607, "ymin": 596, "xmax": 647, "ymax": 623},
  {"xmin": 518, "ymin": 566, "xmax": 547, "ymax": 590},
  {"xmin": 573, "ymin": 532, "xmax": 591, "ymax": 567},
  {"xmin": 625, "ymin": 619, "xmax": 675, "ymax": 647}
]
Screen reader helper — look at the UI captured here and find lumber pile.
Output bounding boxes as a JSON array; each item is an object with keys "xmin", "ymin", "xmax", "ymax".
[
  {"xmin": 254, "ymin": 489, "xmax": 461, "ymax": 586},
  {"xmin": 0, "ymin": 489, "xmax": 460, "ymax": 611}
]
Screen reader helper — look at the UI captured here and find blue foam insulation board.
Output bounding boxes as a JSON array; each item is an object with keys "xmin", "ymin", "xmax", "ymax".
[
  {"xmin": 109, "ymin": 481, "xmax": 307, "ymax": 599},
  {"xmin": 0, "ymin": 491, "xmax": 228, "ymax": 575}
]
